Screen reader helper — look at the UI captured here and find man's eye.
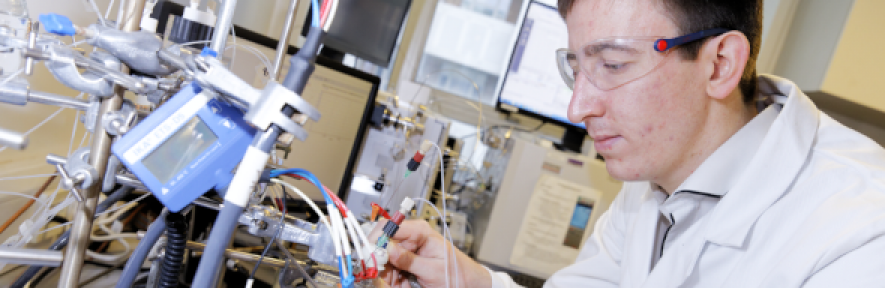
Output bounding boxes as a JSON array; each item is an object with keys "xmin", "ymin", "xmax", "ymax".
[{"xmin": 604, "ymin": 62, "xmax": 627, "ymax": 70}]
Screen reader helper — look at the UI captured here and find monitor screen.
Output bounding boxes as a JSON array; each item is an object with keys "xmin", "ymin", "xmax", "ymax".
[
  {"xmin": 142, "ymin": 115, "xmax": 219, "ymax": 184},
  {"xmin": 497, "ymin": 1, "xmax": 581, "ymax": 129},
  {"xmin": 303, "ymin": 0, "xmax": 411, "ymax": 66}
]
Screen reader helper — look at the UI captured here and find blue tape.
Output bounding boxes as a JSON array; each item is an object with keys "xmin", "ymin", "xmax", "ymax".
[
  {"xmin": 39, "ymin": 13, "xmax": 76, "ymax": 36},
  {"xmin": 310, "ymin": 0, "xmax": 320, "ymax": 28}
]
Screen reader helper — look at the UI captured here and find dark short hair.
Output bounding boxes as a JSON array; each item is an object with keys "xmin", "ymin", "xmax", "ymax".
[{"xmin": 558, "ymin": 0, "xmax": 762, "ymax": 103}]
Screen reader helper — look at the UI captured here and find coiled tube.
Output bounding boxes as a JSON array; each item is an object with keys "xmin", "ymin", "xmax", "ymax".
[{"xmin": 159, "ymin": 212, "xmax": 188, "ymax": 288}]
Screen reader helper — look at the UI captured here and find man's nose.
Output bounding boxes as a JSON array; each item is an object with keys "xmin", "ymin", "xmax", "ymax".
[{"xmin": 567, "ymin": 74, "xmax": 605, "ymax": 124}]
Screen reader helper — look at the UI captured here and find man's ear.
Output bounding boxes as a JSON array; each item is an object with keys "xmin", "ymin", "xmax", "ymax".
[{"xmin": 703, "ymin": 31, "xmax": 750, "ymax": 100}]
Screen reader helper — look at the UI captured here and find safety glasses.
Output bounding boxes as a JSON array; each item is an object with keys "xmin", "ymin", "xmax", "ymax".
[{"xmin": 556, "ymin": 29, "xmax": 730, "ymax": 91}]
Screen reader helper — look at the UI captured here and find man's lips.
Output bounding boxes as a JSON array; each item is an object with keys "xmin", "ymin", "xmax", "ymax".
[{"xmin": 592, "ymin": 134, "xmax": 621, "ymax": 151}]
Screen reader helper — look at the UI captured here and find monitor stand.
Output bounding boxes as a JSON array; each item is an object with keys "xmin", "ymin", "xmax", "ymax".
[{"xmin": 554, "ymin": 126, "xmax": 585, "ymax": 153}]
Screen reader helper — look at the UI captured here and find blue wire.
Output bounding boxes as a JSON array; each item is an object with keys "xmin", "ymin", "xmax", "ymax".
[
  {"xmin": 310, "ymin": 0, "xmax": 320, "ymax": 28},
  {"xmin": 337, "ymin": 256, "xmax": 347, "ymax": 284},
  {"xmin": 270, "ymin": 169, "xmax": 331, "ymax": 203},
  {"xmin": 345, "ymin": 254, "xmax": 353, "ymax": 281}
]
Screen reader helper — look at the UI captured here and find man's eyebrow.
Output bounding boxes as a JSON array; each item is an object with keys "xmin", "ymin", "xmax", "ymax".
[{"xmin": 585, "ymin": 42, "xmax": 639, "ymax": 55}]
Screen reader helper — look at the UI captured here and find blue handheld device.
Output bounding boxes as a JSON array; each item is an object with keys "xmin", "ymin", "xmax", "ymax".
[{"xmin": 112, "ymin": 84, "xmax": 257, "ymax": 212}]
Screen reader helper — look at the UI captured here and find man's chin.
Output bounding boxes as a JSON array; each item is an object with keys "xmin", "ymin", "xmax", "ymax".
[{"xmin": 604, "ymin": 161, "xmax": 647, "ymax": 182}]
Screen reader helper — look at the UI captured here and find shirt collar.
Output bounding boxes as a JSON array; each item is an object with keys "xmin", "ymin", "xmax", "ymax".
[{"xmin": 672, "ymin": 104, "xmax": 780, "ymax": 197}]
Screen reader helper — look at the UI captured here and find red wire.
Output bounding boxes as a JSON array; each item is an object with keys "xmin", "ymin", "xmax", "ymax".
[
  {"xmin": 319, "ymin": 0, "xmax": 332, "ymax": 27},
  {"xmin": 284, "ymin": 173, "xmax": 349, "ymax": 214}
]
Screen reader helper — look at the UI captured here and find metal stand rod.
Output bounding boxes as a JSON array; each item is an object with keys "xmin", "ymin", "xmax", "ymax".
[
  {"xmin": 209, "ymin": 0, "xmax": 239, "ymax": 54},
  {"xmin": 56, "ymin": 0, "xmax": 146, "ymax": 286},
  {"xmin": 135, "ymin": 232, "xmax": 295, "ymax": 269},
  {"xmin": 272, "ymin": 0, "xmax": 300, "ymax": 80},
  {"xmin": 27, "ymin": 90, "xmax": 90, "ymax": 111},
  {"xmin": 0, "ymin": 248, "xmax": 63, "ymax": 267}
]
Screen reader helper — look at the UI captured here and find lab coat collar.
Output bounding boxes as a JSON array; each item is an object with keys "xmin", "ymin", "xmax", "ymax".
[
  {"xmin": 671, "ymin": 99, "xmax": 778, "ymax": 198},
  {"xmin": 702, "ymin": 75, "xmax": 820, "ymax": 247}
]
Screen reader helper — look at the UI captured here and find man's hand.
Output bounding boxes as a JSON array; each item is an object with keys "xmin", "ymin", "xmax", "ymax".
[{"xmin": 372, "ymin": 219, "xmax": 492, "ymax": 288}]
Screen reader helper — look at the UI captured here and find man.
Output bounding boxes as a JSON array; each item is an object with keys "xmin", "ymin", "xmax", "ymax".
[{"xmin": 378, "ymin": 0, "xmax": 885, "ymax": 287}]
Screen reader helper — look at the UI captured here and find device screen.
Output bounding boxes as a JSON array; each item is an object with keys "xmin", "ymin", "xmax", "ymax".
[
  {"xmin": 563, "ymin": 198, "xmax": 593, "ymax": 249},
  {"xmin": 142, "ymin": 116, "xmax": 218, "ymax": 184}
]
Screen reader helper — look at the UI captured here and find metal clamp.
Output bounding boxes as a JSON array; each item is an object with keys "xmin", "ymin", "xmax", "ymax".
[
  {"xmin": 244, "ymin": 81, "xmax": 321, "ymax": 141},
  {"xmin": 48, "ymin": 148, "xmax": 98, "ymax": 202},
  {"xmin": 54, "ymin": 163, "xmax": 84, "ymax": 202},
  {"xmin": 102, "ymin": 107, "xmax": 137, "ymax": 135}
]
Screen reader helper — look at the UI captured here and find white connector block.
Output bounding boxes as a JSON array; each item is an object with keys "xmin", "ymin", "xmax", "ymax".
[
  {"xmin": 400, "ymin": 197, "xmax": 415, "ymax": 215},
  {"xmin": 362, "ymin": 245, "xmax": 389, "ymax": 271}
]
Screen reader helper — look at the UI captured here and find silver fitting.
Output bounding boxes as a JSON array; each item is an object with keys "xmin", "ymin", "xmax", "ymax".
[
  {"xmin": 62, "ymin": 148, "xmax": 98, "ymax": 192},
  {"xmin": 193, "ymin": 56, "xmax": 321, "ymax": 141},
  {"xmin": 0, "ymin": 127, "xmax": 27, "ymax": 150},
  {"xmin": 24, "ymin": 21, "xmax": 37, "ymax": 76}
]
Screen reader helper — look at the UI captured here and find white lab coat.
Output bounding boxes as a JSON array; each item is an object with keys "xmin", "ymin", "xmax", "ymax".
[{"xmin": 489, "ymin": 75, "xmax": 885, "ymax": 288}]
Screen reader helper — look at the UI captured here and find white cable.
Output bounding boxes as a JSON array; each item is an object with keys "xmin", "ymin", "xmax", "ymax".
[
  {"xmin": 412, "ymin": 197, "xmax": 455, "ymax": 288},
  {"xmin": 329, "ymin": 205, "xmax": 350, "ymax": 275},
  {"xmin": 324, "ymin": 204, "xmax": 345, "ymax": 270},
  {"xmin": 105, "ymin": 0, "xmax": 117, "ymax": 20},
  {"xmin": 78, "ymin": 130, "xmax": 91, "ymax": 149},
  {"xmin": 115, "ymin": 0, "xmax": 128, "ymax": 29},
  {"xmin": 88, "ymin": 0, "xmax": 109, "ymax": 27},
  {"xmin": 271, "ymin": 179, "xmax": 331, "ymax": 229},
  {"xmin": 343, "ymin": 213, "xmax": 365, "ymax": 260},
  {"xmin": 430, "ymin": 142, "xmax": 460, "ymax": 288},
  {"xmin": 272, "ymin": 179, "xmax": 348, "ymax": 272},
  {"xmin": 67, "ymin": 111, "xmax": 80, "ymax": 158},
  {"xmin": 24, "ymin": 107, "xmax": 65, "ymax": 136},
  {"xmin": 323, "ymin": 0, "xmax": 340, "ymax": 32},
  {"xmin": 32, "ymin": 192, "xmax": 150, "ymax": 238},
  {"xmin": 0, "ymin": 69, "xmax": 23, "ymax": 86},
  {"xmin": 223, "ymin": 44, "xmax": 272, "ymax": 74},
  {"xmin": 0, "ymin": 174, "xmax": 57, "ymax": 182},
  {"xmin": 346, "ymin": 211, "xmax": 371, "ymax": 252},
  {"xmin": 97, "ymin": 193, "xmax": 152, "ymax": 217},
  {"xmin": 0, "ymin": 191, "xmax": 51, "ymax": 208}
]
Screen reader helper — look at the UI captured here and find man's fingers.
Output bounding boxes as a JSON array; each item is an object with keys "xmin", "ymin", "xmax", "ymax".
[
  {"xmin": 388, "ymin": 241, "xmax": 438, "ymax": 277},
  {"xmin": 373, "ymin": 277, "xmax": 392, "ymax": 288}
]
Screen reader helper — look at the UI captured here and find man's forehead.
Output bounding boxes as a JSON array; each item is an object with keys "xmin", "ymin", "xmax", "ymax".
[{"xmin": 564, "ymin": 0, "xmax": 676, "ymax": 49}]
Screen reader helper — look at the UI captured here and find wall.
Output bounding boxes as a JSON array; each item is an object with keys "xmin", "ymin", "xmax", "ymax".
[{"xmin": 821, "ymin": 0, "xmax": 885, "ymax": 112}]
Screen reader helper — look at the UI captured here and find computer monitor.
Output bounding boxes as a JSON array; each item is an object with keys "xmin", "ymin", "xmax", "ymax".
[
  {"xmin": 302, "ymin": 0, "xmax": 412, "ymax": 66},
  {"xmin": 222, "ymin": 30, "xmax": 380, "ymax": 201},
  {"xmin": 496, "ymin": 1, "xmax": 585, "ymax": 152}
]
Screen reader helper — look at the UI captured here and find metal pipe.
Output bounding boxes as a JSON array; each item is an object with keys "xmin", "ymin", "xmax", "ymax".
[
  {"xmin": 27, "ymin": 90, "xmax": 90, "ymax": 111},
  {"xmin": 209, "ymin": 0, "xmax": 239, "ymax": 54},
  {"xmin": 272, "ymin": 0, "xmax": 300, "ymax": 80},
  {"xmin": 0, "ymin": 248, "xmax": 63, "ymax": 267},
  {"xmin": 135, "ymin": 233, "xmax": 293, "ymax": 269},
  {"xmin": 56, "ymin": 1, "xmax": 145, "ymax": 286},
  {"xmin": 187, "ymin": 241, "xmax": 290, "ymax": 268}
]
